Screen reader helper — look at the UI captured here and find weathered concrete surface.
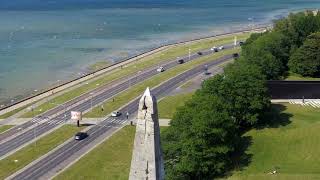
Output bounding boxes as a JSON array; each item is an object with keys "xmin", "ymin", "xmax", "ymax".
[{"xmin": 129, "ymin": 88, "xmax": 164, "ymax": 180}]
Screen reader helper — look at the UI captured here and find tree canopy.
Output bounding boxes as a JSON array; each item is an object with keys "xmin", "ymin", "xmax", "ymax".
[
  {"xmin": 163, "ymin": 94, "xmax": 238, "ymax": 179},
  {"xmin": 288, "ymin": 32, "xmax": 320, "ymax": 76},
  {"xmin": 162, "ymin": 11, "xmax": 320, "ymax": 179}
]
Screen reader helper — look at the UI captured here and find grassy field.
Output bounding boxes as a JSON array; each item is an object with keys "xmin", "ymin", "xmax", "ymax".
[
  {"xmin": 84, "ymin": 48, "xmax": 239, "ymax": 118},
  {"xmin": 285, "ymin": 72, "xmax": 320, "ymax": 81},
  {"xmin": 226, "ymin": 103, "xmax": 320, "ymax": 180},
  {"xmin": 0, "ymin": 125, "xmax": 14, "ymax": 133},
  {"xmin": 20, "ymin": 33, "xmax": 249, "ymax": 118},
  {"xmin": 158, "ymin": 93, "xmax": 194, "ymax": 119},
  {"xmin": 54, "ymin": 126, "xmax": 136, "ymax": 180},
  {"xmin": 0, "ymin": 125, "xmax": 84, "ymax": 179}
]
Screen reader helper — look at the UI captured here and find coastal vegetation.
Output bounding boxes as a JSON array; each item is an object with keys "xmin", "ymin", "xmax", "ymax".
[
  {"xmin": 161, "ymin": 11, "xmax": 320, "ymax": 179},
  {"xmin": 88, "ymin": 61, "xmax": 112, "ymax": 72}
]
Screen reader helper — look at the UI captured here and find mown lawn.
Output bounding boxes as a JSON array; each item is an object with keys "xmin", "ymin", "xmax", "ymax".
[
  {"xmin": 54, "ymin": 126, "xmax": 136, "ymax": 180},
  {"xmin": 285, "ymin": 72, "xmax": 320, "ymax": 81},
  {"xmin": 0, "ymin": 125, "xmax": 84, "ymax": 179},
  {"xmin": 21, "ymin": 33, "xmax": 249, "ymax": 118},
  {"xmin": 158, "ymin": 93, "xmax": 194, "ymax": 119},
  {"xmin": 225, "ymin": 103, "xmax": 320, "ymax": 180},
  {"xmin": 0, "ymin": 125, "xmax": 14, "ymax": 133},
  {"xmin": 84, "ymin": 48, "xmax": 239, "ymax": 118}
]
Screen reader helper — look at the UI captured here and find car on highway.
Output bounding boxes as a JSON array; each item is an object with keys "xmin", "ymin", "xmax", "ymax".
[
  {"xmin": 239, "ymin": 41, "xmax": 244, "ymax": 46},
  {"xmin": 111, "ymin": 111, "xmax": 122, "ymax": 117},
  {"xmin": 211, "ymin": 47, "xmax": 218, "ymax": 52},
  {"xmin": 74, "ymin": 132, "xmax": 88, "ymax": 140},
  {"xmin": 157, "ymin": 66, "xmax": 165, "ymax": 72},
  {"xmin": 233, "ymin": 53, "xmax": 239, "ymax": 58},
  {"xmin": 177, "ymin": 59, "xmax": 184, "ymax": 64},
  {"xmin": 197, "ymin": 51, "xmax": 203, "ymax": 55},
  {"xmin": 218, "ymin": 46, "xmax": 224, "ymax": 50}
]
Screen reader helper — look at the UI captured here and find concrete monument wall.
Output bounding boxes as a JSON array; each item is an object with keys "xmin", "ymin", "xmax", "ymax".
[{"xmin": 129, "ymin": 87, "xmax": 164, "ymax": 180}]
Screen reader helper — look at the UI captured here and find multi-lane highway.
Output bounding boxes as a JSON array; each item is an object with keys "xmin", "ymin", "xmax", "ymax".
[
  {"xmin": 0, "ymin": 43, "xmax": 237, "ymax": 158},
  {"xmin": 9, "ymin": 53, "xmax": 235, "ymax": 180}
]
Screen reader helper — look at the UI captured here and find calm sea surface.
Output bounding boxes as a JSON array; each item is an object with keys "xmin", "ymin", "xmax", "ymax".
[{"xmin": 0, "ymin": 0, "xmax": 320, "ymax": 104}]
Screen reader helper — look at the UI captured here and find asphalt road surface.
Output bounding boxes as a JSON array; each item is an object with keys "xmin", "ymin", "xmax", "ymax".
[
  {"xmin": 0, "ymin": 43, "xmax": 237, "ymax": 158},
  {"xmin": 9, "ymin": 53, "xmax": 234, "ymax": 180}
]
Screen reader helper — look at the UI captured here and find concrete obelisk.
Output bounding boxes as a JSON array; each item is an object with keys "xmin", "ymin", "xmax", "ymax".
[{"xmin": 129, "ymin": 87, "xmax": 164, "ymax": 180}]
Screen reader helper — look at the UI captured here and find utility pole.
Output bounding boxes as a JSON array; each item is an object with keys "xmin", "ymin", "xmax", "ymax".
[{"xmin": 188, "ymin": 48, "xmax": 191, "ymax": 61}]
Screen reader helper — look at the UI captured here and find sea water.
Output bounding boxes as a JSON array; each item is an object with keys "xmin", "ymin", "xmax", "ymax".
[{"xmin": 0, "ymin": 0, "xmax": 320, "ymax": 104}]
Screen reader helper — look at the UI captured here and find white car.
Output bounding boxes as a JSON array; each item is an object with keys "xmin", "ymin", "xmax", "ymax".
[
  {"xmin": 211, "ymin": 47, "xmax": 218, "ymax": 52},
  {"xmin": 111, "ymin": 111, "xmax": 121, "ymax": 117},
  {"xmin": 157, "ymin": 66, "xmax": 165, "ymax": 72},
  {"xmin": 218, "ymin": 46, "xmax": 224, "ymax": 50}
]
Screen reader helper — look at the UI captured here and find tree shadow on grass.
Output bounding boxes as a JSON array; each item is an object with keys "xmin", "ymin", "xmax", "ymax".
[
  {"xmin": 231, "ymin": 136, "xmax": 253, "ymax": 171},
  {"xmin": 220, "ymin": 104, "xmax": 293, "ymax": 178},
  {"xmin": 256, "ymin": 104, "xmax": 293, "ymax": 129},
  {"xmin": 218, "ymin": 136, "xmax": 252, "ymax": 179}
]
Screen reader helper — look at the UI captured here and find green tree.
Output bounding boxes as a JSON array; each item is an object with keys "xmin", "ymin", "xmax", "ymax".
[
  {"xmin": 241, "ymin": 32, "xmax": 290, "ymax": 79},
  {"xmin": 274, "ymin": 11, "xmax": 320, "ymax": 48},
  {"xmin": 162, "ymin": 94, "xmax": 238, "ymax": 179},
  {"xmin": 288, "ymin": 32, "xmax": 320, "ymax": 77},
  {"xmin": 201, "ymin": 60, "xmax": 270, "ymax": 127},
  {"xmin": 241, "ymin": 32, "xmax": 265, "ymax": 47}
]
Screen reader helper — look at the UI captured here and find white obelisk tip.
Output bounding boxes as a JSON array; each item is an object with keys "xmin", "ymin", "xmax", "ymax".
[{"xmin": 143, "ymin": 87, "xmax": 151, "ymax": 97}]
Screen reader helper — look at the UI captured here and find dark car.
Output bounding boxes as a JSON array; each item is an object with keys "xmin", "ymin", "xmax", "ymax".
[
  {"xmin": 239, "ymin": 41, "xmax": 244, "ymax": 46},
  {"xmin": 233, "ymin": 53, "xmax": 239, "ymax": 58},
  {"xmin": 197, "ymin": 51, "xmax": 203, "ymax": 55},
  {"xmin": 75, "ymin": 132, "xmax": 88, "ymax": 140},
  {"xmin": 177, "ymin": 59, "xmax": 184, "ymax": 64}
]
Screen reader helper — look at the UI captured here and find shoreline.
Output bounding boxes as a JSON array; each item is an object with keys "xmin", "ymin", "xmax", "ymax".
[{"xmin": 0, "ymin": 25, "xmax": 269, "ymax": 115}]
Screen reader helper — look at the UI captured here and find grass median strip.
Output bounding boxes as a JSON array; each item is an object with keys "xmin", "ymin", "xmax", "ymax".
[
  {"xmin": 21, "ymin": 33, "xmax": 249, "ymax": 118},
  {"xmin": 54, "ymin": 126, "xmax": 135, "ymax": 180},
  {"xmin": 0, "ymin": 104, "xmax": 30, "ymax": 120},
  {"xmin": 84, "ymin": 48, "xmax": 239, "ymax": 118},
  {"xmin": 0, "ymin": 125, "xmax": 84, "ymax": 179},
  {"xmin": 0, "ymin": 125, "xmax": 14, "ymax": 134}
]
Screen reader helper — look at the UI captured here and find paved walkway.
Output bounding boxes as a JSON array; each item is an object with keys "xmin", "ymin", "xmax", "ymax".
[
  {"xmin": 271, "ymin": 99, "xmax": 320, "ymax": 108},
  {"xmin": 289, "ymin": 99, "xmax": 320, "ymax": 108}
]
